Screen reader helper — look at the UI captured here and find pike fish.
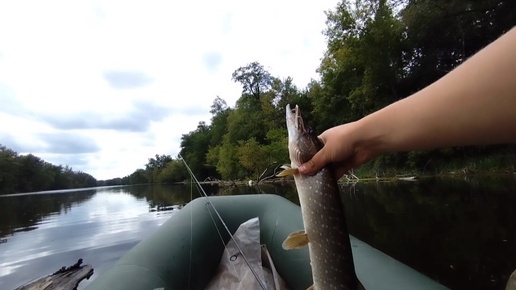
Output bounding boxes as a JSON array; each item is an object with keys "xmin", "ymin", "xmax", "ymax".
[{"xmin": 278, "ymin": 104, "xmax": 364, "ymax": 290}]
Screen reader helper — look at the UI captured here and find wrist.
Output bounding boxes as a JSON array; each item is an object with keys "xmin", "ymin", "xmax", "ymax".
[{"xmin": 353, "ymin": 113, "xmax": 391, "ymax": 159}]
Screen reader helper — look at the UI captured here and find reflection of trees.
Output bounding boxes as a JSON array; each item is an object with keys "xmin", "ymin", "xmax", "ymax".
[
  {"xmin": 4, "ymin": 179, "xmax": 512, "ymax": 289},
  {"xmin": 342, "ymin": 177, "xmax": 516, "ymax": 290},
  {"xmin": 214, "ymin": 182, "xmax": 299, "ymax": 205},
  {"xmin": 0, "ymin": 189, "xmax": 95, "ymax": 239},
  {"xmin": 123, "ymin": 184, "xmax": 221, "ymax": 211}
]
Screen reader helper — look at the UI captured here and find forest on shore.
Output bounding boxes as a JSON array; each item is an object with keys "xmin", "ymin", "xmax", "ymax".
[
  {"xmin": 0, "ymin": 145, "xmax": 97, "ymax": 195},
  {"xmin": 104, "ymin": 0, "xmax": 515, "ymax": 186},
  {"xmin": 2, "ymin": 0, "xmax": 515, "ymax": 192}
]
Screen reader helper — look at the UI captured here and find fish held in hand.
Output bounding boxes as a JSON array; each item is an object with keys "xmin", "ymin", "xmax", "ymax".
[{"xmin": 279, "ymin": 104, "xmax": 364, "ymax": 290}]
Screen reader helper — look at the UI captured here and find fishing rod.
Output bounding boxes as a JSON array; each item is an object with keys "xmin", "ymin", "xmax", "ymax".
[{"xmin": 178, "ymin": 153, "xmax": 268, "ymax": 290}]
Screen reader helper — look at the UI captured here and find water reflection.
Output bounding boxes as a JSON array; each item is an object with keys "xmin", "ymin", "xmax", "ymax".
[
  {"xmin": 340, "ymin": 176, "xmax": 516, "ymax": 290},
  {"xmin": 0, "ymin": 189, "xmax": 96, "ymax": 239},
  {"xmin": 1, "ymin": 178, "xmax": 514, "ymax": 290},
  {"xmin": 220, "ymin": 176, "xmax": 516, "ymax": 290},
  {"xmin": 217, "ymin": 181, "xmax": 299, "ymax": 203},
  {"xmin": 0, "ymin": 185, "xmax": 190, "ymax": 290},
  {"xmin": 124, "ymin": 184, "xmax": 200, "ymax": 211}
]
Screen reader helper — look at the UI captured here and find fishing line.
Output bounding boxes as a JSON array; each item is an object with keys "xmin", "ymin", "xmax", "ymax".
[
  {"xmin": 178, "ymin": 154, "xmax": 268, "ymax": 290},
  {"xmin": 187, "ymin": 177, "xmax": 193, "ymax": 290}
]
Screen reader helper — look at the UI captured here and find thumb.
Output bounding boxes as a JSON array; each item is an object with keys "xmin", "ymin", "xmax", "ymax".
[{"xmin": 298, "ymin": 147, "xmax": 329, "ymax": 175}]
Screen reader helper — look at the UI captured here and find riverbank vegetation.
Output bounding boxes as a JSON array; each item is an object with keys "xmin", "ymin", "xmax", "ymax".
[
  {"xmin": 99, "ymin": 0, "xmax": 515, "ymax": 186},
  {"xmin": 172, "ymin": 0, "xmax": 516, "ymax": 183},
  {"xmin": 0, "ymin": 145, "xmax": 97, "ymax": 195},
  {"xmin": 2, "ymin": 1, "xmax": 515, "ymax": 192},
  {"xmin": 104, "ymin": 0, "xmax": 516, "ymax": 186}
]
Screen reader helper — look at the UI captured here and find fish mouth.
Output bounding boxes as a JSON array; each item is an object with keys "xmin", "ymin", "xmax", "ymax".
[{"xmin": 286, "ymin": 104, "xmax": 306, "ymax": 141}]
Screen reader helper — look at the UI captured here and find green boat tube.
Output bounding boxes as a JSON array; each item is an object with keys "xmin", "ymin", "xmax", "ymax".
[{"xmin": 84, "ymin": 194, "xmax": 449, "ymax": 290}]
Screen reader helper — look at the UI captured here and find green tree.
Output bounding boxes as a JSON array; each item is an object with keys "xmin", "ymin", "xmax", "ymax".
[
  {"xmin": 163, "ymin": 0, "xmax": 516, "ymax": 180},
  {"xmin": 225, "ymin": 63, "xmax": 282, "ymax": 144},
  {"xmin": 50, "ymin": 165, "xmax": 73, "ymax": 189},
  {"xmin": 236, "ymin": 138, "xmax": 268, "ymax": 179},
  {"xmin": 180, "ymin": 121, "xmax": 214, "ymax": 180},
  {"xmin": 209, "ymin": 97, "xmax": 231, "ymax": 147},
  {"xmin": 127, "ymin": 168, "xmax": 148, "ymax": 184},
  {"xmin": 207, "ymin": 136, "xmax": 241, "ymax": 180},
  {"xmin": 146, "ymin": 154, "xmax": 173, "ymax": 171},
  {"xmin": 225, "ymin": 101, "xmax": 268, "ymax": 144},
  {"xmin": 263, "ymin": 128, "xmax": 289, "ymax": 166},
  {"xmin": 16, "ymin": 154, "xmax": 54, "ymax": 192},
  {"xmin": 71, "ymin": 171, "xmax": 97, "ymax": 188},
  {"xmin": 260, "ymin": 77, "xmax": 309, "ymax": 131},
  {"xmin": 232, "ymin": 61, "xmax": 274, "ymax": 99},
  {"xmin": 0, "ymin": 145, "xmax": 20, "ymax": 195},
  {"xmin": 158, "ymin": 159, "xmax": 187, "ymax": 183},
  {"xmin": 314, "ymin": 0, "xmax": 405, "ymax": 130},
  {"xmin": 145, "ymin": 154, "xmax": 173, "ymax": 183},
  {"xmin": 401, "ymin": 0, "xmax": 516, "ymax": 93}
]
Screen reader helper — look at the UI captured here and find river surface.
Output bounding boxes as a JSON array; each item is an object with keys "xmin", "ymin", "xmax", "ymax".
[{"xmin": 0, "ymin": 176, "xmax": 515, "ymax": 290}]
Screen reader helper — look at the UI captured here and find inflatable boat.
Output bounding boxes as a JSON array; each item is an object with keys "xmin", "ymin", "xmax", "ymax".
[{"xmin": 84, "ymin": 194, "xmax": 449, "ymax": 290}]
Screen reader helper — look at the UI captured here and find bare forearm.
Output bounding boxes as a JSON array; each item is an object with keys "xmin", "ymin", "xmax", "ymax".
[{"xmin": 359, "ymin": 27, "xmax": 516, "ymax": 155}]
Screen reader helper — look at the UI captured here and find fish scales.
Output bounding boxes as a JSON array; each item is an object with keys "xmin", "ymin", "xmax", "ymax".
[
  {"xmin": 295, "ymin": 169, "xmax": 358, "ymax": 290},
  {"xmin": 282, "ymin": 104, "xmax": 363, "ymax": 290}
]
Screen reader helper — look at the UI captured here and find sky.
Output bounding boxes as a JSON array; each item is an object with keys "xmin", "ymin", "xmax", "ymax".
[{"xmin": 0, "ymin": 0, "xmax": 340, "ymax": 180}]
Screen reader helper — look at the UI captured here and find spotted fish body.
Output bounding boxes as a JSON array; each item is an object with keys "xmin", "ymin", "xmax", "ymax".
[{"xmin": 283, "ymin": 104, "xmax": 363, "ymax": 290}]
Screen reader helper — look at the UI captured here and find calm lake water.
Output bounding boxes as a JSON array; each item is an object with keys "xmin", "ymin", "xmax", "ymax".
[{"xmin": 0, "ymin": 176, "xmax": 515, "ymax": 290}]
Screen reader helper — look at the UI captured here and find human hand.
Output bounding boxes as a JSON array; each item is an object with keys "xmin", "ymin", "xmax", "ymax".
[{"xmin": 297, "ymin": 121, "xmax": 378, "ymax": 179}]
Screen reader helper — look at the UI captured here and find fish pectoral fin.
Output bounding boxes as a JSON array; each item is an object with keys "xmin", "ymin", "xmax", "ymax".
[
  {"xmin": 282, "ymin": 230, "xmax": 309, "ymax": 250},
  {"xmin": 276, "ymin": 165, "xmax": 299, "ymax": 177}
]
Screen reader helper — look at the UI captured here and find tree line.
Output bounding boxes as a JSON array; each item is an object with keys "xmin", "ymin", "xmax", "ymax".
[
  {"xmin": 0, "ymin": 145, "xmax": 97, "ymax": 195},
  {"xmin": 113, "ymin": 0, "xmax": 515, "ymax": 184},
  {"xmin": 97, "ymin": 154, "xmax": 188, "ymax": 186},
  {"xmin": 173, "ymin": 0, "xmax": 516, "ymax": 182},
  {"xmin": 4, "ymin": 0, "xmax": 515, "ymax": 191}
]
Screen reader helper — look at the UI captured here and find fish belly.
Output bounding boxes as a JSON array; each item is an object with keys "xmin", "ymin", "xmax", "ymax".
[{"xmin": 294, "ymin": 169, "xmax": 358, "ymax": 290}]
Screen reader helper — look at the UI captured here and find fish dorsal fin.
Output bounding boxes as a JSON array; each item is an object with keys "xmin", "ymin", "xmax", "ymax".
[{"xmin": 282, "ymin": 230, "xmax": 309, "ymax": 250}]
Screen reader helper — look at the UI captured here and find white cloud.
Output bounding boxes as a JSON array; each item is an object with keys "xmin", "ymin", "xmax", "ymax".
[{"xmin": 0, "ymin": 0, "xmax": 339, "ymax": 180}]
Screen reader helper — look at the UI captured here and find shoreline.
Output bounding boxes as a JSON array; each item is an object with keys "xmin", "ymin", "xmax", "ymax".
[{"xmin": 177, "ymin": 170, "xmax": 516, "ymax": 187}]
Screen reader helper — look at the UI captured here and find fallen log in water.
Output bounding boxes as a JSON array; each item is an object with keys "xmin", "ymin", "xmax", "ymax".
[{"xmin": 15, "ymin": 259, "xmax": 93, "ymax": 290}]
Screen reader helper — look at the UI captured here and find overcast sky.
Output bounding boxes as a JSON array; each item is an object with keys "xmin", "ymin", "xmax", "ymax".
[{"xmin": 0, "ymin": 0, "xmax": 339, "ymax": 180}]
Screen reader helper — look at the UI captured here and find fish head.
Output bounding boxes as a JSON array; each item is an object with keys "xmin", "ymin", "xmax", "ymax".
[{"xmin": 286, "ymin": 104, "xmax": 322, "ymax": 168}]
